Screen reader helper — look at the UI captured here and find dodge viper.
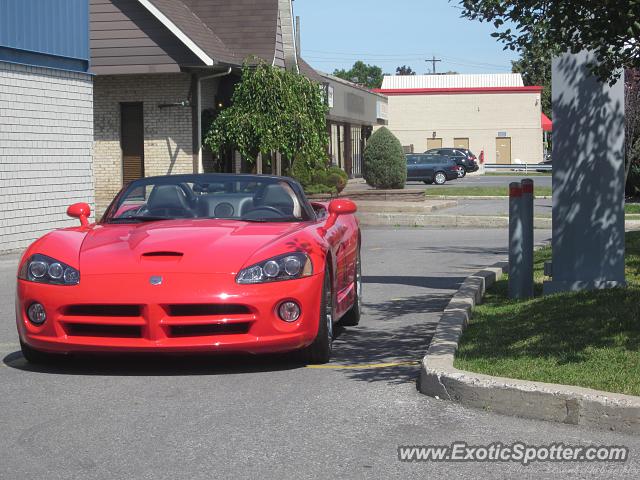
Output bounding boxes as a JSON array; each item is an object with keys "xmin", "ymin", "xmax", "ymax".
[{"xmin": 16, "ymin": 174, "xmax": 361, "ymax": 364}]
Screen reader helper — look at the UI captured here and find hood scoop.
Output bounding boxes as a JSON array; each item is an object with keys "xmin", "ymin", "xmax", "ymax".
[{"xmin": 141, "ymin": 251, "xmax": 184, "ymax": 262}]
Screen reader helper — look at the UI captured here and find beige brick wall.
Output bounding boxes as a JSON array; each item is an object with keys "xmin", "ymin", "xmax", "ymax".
[
  {"xmin": 0, "ymin": 62, "xmax": 94, "ymax": 253},
  {"xmin": 93, "ymin": 73, "xmax": 194, "ymax": 215},
  {"xmin": 385, "ymin": 92, "xmax": 544, "ymax": 165}
]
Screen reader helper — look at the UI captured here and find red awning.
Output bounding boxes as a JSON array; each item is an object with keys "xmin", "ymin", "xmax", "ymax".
[{"xmin": 541, "ymin": 113, "xmax": 553, "ymax": 132}]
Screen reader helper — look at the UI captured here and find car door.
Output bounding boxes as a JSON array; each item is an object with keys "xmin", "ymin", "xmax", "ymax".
[
  {"xmin": 417, "ymin": 154, "xmax": 436, "ymax": 180},
  {"xmin": 406, "ymin": 155, "xmax": 419, "ymax": 180}
]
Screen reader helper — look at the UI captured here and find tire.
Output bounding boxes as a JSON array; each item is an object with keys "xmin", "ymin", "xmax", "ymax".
[
  {"xmin": 434, "ymin": 171, "xmax": 447, "ymax": 185},
  {"xmin": 299, "ymin": 269, "xmax": 333, "ymax": 364},
  {"xmin": 340, "ymin": 249, "xmax": 362, "ymax": 327},
  {"xmin": 20, "ymin": 340, "xmax": 59, "ymax": 364},
  {"xmin": 458, "ymin": 167, "xmax": 467, "ymax": 178}
]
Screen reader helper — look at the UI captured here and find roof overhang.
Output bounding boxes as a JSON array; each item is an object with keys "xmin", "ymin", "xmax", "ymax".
[
  {"xmin": 137, "ymin": 0, "xmax": 214, "ymax": 66},
  {"xmin": 372, "ymin": 86, "xmax": 543, "ymax": 96},
  {"xmin": 542, "ymin": 112, "xmax": 553, "ymax": 131}
]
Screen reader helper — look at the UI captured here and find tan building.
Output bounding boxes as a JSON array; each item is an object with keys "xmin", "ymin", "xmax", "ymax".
[{"xmin": 374, "ymin": 74, "xmax": 545, "ymax": 165}]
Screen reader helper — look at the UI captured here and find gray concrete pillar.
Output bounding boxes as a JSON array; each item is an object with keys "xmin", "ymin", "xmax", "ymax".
[{"xmin": 543, "ymin": 52, "xmax": 626, "ymax": 294}]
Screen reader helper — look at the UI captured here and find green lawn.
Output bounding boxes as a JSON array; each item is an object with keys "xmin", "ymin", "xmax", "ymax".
[
  {"xmin": 454, "ymin": 231, "xmax": 640, "ymax": 396},
  {"xmin": 625, "ymin": 203, "xmax": 640, "ymax": 214},
  {"xmin": 425, "ymin": 186, "xmax": 553, "ymax": 197}
]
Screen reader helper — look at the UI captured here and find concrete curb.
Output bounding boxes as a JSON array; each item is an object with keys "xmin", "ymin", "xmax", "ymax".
[
  {"xmin": 425, "ymin": 195, "xmax": 552, "ymax": 200},
  {"xmin": 418, "ymin": 262, "xmax": 640, "ymax": 434},
  {"xmin": 357, "ymin": 213, "xmax": 553, "ymax": 229}
]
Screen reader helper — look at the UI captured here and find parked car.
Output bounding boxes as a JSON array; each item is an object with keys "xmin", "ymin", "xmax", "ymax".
[
  {"xmin": 406, "ymin": 154, "xmax": 461, "ymax": 185},
  {"xmin": 15, "ymin": 174, "xmax": 362, "ymax": 365},
  {"xmin": 537, "ymin": 157, "xmax": 552, "ymax": 173},
  {"xmin": 424, "ymin": 148, "xmax": 479, "ymax": 177}
]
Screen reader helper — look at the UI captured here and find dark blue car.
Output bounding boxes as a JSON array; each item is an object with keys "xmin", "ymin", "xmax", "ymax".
[{"xmin": 406, "ymin": 154, "xmax": 461, "ymax": 185}]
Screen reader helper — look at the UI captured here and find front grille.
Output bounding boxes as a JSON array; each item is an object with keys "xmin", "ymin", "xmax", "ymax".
[
  {"xmin": 65, "ymin": 323, "xmax": 142, "ymax": 338},
  {"xmin": 168, "ymin": 323, "xmax": 250, "ymax": 337},
  {"xmin": 166, "ymin": 304, "xmax": 251, "ymax": 317},
  {"xmin": 65, "ymin": 305, "xmax": 141, "ymax": 317}
]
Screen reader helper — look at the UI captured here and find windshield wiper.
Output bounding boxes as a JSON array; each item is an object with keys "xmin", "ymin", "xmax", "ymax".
[
  {"xmin": 107, "ymin": 216, "xmax": 174, "ymax": 224},
  {"xmin": 239, "ymin": 217, "xmax": 300, "ymax": 223}
]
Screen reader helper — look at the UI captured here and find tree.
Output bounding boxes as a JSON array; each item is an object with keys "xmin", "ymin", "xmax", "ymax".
[
  {"xmin": 333, "ymin": 61, "xmax": 384, "ymax": 89},
  {"xmin": 458, "ymin": 0, "xmax": 640, "ymax": 83},
  {"xmin": 396, "ymin": 65, "xmax": 416, "ymax": 76},
  {"xmin": 511, "ymin": 45, "xmax": 552, "ymax": 118},
  {"xmin": 362, "ymin": 127, "xmax": 406, "ymax": 189},
  {"xmin": 625, "ymin": 69, "xmax": 640, "ymax": 193},
  {"xmin": 204, "ymin": 62, "xmax": 328, "ymax": 170}
]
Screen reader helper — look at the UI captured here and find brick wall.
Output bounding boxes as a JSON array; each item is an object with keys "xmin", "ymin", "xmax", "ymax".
[
  {"xmin": 93, "ymin": 73, "xmax": 194, "ymax": 214},
  {"xmin": 0, "ymin": 61, "xmax": 94, "ymax": 253}
]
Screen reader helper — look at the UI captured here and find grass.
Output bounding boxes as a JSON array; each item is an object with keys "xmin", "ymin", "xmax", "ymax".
[
  {"xmin": 625, "ymin": 203, "xmax": 640, "ymax": 214},
  {"xmin": 425, "ymin": 186, "xmax": 553, "ymax": 197},
  {"xmin": 454, "ymin": 231, "xmax": 640, "ymax": 396}
]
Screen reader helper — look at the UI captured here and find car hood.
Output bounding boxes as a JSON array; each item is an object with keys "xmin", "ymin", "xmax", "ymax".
[{"xmin": 79, "ymin": 219, "xmax": 308, "ymax": 275}]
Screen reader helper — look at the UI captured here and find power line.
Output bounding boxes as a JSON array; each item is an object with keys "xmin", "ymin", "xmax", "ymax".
[{"xmin": 426, "ymin": 55, "xmax": 442, "ymax": 74}]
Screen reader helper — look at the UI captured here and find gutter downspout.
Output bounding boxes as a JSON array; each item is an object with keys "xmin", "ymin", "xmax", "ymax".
[{"xmin": 193, "ymin": 67, "xmax": 233, "ymax": 173}]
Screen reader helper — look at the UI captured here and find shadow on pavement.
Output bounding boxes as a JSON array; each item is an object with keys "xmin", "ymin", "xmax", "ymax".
[{"xmin": 2, "ymin": 350, "xmax": 305, "ymax": 376}]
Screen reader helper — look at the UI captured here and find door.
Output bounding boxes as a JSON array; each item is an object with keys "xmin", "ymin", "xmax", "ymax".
[
  {"xmin": 496, "ymin": 137, "xmax": 512, "ymax": 164},
  {"xmin": 406, "ymin": 155, "xmax": 420, "ymax": 180},
  {"xmin": 454, "ymin": 138, "xmax": 469, "ymax": 150},
  {"xmin": 121, "ymin": 103, "xmax": 144, "ymax": 184},
  {"xmin": 426, "ymin": 138, "xmax": 442, "ymax": 150},
  {"xmin": 416, "ymin": 154, "xmax": 437, "ymax": 180}
]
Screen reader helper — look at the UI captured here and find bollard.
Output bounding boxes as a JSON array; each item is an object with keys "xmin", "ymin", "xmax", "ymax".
[
  {"xmin": 521, "ymin": 179, "xmax": 534, "ymax": 298},
  {"xmin": 509, "ymin": 182, "xmax": 524, "ymax": 299}
]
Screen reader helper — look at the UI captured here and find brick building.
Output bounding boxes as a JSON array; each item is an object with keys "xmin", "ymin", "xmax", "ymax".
[
  {"xmin": 90, "ymin": 0, "xmax": 387, "ymax": 214},
  {"xmin": 0, "ymin": 0, "xmax": 93, "ymax": 253}
]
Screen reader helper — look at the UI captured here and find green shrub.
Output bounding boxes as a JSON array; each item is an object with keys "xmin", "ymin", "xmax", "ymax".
[
  {"xmin": 362, "ymin": 127, "xmax": 406, "ymax": 189},
  {"xmin": 289, "ymin": 155, "xmax": 348, "ymax": 195}
]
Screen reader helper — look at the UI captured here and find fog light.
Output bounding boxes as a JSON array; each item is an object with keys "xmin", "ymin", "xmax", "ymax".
[
  {"xmin": 278, "ymin": 301, "xmax": 301, "ymax": 322},
  {"xmin": 27, "ymin": 303, "xmax": 46, "ymax": 325}
]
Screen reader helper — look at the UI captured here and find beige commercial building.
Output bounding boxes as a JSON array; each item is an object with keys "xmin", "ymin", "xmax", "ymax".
[{"xmin": 374, "ymin": 74, "xmax": 545, "ymax": 165}]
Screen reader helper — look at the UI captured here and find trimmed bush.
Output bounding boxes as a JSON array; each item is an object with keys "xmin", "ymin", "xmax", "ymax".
[
  {"xmin": 289, "ymin": 156, "xmax": 348, "ymax": 195},
  {"xmin": 362, "ymin": 127, "xmax": 406, "ymax": 189}
]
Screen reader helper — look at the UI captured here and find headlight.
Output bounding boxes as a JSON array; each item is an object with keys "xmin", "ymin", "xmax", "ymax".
[
  {"xmin": 236, "ymin": 253, "xmax": 313, "ymax": 284},
  {"xmin": 18, "ymin": 254, "xmax": 80, "ymax": 285}
]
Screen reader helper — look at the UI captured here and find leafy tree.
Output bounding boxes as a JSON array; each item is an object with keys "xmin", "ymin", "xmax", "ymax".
[
  {"xmin": 396, "ymin": 65, "xmax": 416, "ymax": 76},
  {"xmin": 625, "ymin": 69, "xmax": 640, "ymax": 194},
  {"xmin": 511, "ymin": 45, "xmax": 552, "ymax": 118},
  {"xmin": 362, "ymin": 127, "xmax": 406, "ymax": 189},
  {"xmin": 205, "ymin": 62, "xmax": 328, "ymax": 170},
  {"xmin": 334, "ymin": 61, "xmax": 384, "ymax": 89},
  {"xmin": 458, "ymin": 0, "xmax": 640, "ymax": 83}
]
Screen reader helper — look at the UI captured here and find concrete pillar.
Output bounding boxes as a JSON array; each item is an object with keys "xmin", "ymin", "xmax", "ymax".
[
  {"xmin": 509, "ymin": 182, "xmax": 524, "ymax": 299},
  {"xmin": 257, "ymin": 152, "xmax": 263, "ymax": 174},
  {"xmin": 543, "ymin": 51, "xmax": 626, "ymax": 294},
  {"xmin": 521, "ymin": 179, "xmax": 534, "ymax": 298}
]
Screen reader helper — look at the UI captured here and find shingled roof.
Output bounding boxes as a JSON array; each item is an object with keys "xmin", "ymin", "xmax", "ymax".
[{"xmin": 90, "ymin": 0, "xmax": 322, "ymax": 78}]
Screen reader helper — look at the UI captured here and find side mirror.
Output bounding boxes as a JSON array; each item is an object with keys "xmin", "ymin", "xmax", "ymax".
[
  {"xmin": 67, "ymin": 202, "xmax": 91, "ymax": 227},
  {"xmin": 323, "ymin": 199, "xmax": 357, "ymax": 231}
]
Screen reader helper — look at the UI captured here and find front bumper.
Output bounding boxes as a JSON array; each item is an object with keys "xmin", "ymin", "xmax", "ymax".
[{"xmin": 16, "ymin": 273, "xmax": 324, "ymax": 355}]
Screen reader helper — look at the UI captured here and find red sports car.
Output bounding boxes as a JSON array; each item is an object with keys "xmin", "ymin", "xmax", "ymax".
[{"xmin": 16, "ymin": 174, "xmax": 361, "ymax": 364}]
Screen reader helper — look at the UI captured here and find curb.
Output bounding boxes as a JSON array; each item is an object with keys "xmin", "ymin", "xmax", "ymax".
[
  {"xmin": 357, "ymin": 213, "xmax": 552, "ymax": 229},
  {"xmin": 425, "ymin": 195, "xmax": 552, "ymax": 200},
  {"xmin": 418, "ymin": 262, "xmax": 640, "ymax": 434}
]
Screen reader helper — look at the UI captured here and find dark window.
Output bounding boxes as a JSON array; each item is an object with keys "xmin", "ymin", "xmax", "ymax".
[{"xmin": 121, "ymin": 103, "xmax": 144, "ymax": 185}]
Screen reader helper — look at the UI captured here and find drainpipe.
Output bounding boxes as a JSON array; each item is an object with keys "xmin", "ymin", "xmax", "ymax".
[{"xmin": 193, "ymin": 67, "xmax": 233, "ymax": 173}]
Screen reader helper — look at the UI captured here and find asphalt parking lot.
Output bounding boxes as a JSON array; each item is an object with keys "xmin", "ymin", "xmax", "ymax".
[
  {"xmin": 2, "ymin": 227, "xmax": 639, "ymax": 479},
  {"xmin": 408, "ymin": 173, "xmax": 553, "ymax": 190}
]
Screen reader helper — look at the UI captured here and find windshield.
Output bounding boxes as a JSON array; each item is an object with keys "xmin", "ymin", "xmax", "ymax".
[{"xmin": 103, "ymin": 175, "xmax": 311, "ymax": 224}]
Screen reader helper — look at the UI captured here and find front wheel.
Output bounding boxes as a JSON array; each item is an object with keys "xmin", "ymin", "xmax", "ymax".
[
  {"xmin": 434, "ymin": 172, "xmax": 447, "ymax": 185},
  {"xmin": 20, "ymin": 340, "xmax": 61, "ymax": 364},
  {"xmin": 299, "ymin": 269, "xmax": 333, "ymax": 364}
]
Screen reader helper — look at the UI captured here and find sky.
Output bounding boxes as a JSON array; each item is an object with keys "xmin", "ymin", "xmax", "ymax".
[{"xmin": 293, "ymin": 0, "xmax": 520, "ymax": 76}]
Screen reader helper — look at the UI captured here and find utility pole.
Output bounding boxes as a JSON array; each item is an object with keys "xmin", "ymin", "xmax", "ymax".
[{"xmin": 426, "ymin": 55, "xmax": 442, "ymax": 74}]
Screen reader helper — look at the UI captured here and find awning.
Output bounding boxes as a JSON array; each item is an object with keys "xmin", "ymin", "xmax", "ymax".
[{"xmin": 541, "ymin": 113, "xmax": 553, "ymax": 132}]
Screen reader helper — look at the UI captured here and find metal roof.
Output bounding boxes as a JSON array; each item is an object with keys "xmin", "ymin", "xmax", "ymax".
[{"xmin": 381, "ymin": 73, "xmax": 524, "ymax": 90}]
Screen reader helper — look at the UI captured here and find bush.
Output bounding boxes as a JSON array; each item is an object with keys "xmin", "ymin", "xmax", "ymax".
[
  {"xmin": 362, "ymin": 127, "xmax": 406, "ymax": 189},
  {"xmin": 289, "ymin": 156, "xmax": 348, "ymax": 195},
  {"xmin": 626, "ymin": 140, "xmax": 640, "ymax": 198}
]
